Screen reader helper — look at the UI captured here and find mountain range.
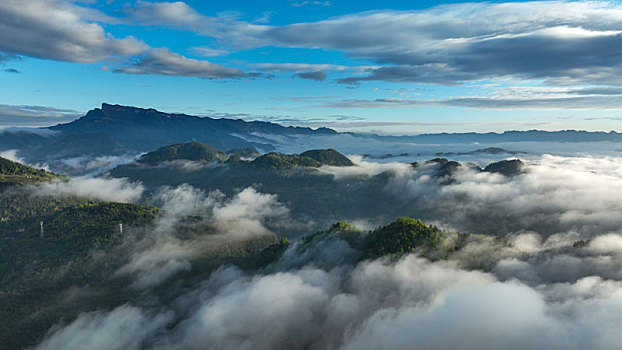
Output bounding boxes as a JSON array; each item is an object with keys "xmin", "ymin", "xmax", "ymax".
[
  {"xmin": 0, "ymin": 104, "xmax": 338, "ymax": 171},
  {"xmin": 0, "ymin": 103, "xmax": 620, "ymax": 174}
]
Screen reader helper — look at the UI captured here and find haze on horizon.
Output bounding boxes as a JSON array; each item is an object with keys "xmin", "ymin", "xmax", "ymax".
[{"xmin": 1, "ymin": 0, "xmax": 622, "ymax": 134}]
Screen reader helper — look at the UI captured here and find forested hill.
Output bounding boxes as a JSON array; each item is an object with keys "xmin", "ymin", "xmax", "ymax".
[
  {"xmin": 122, "ymin": 141, "xmax": 354, "ymax": 169},
  {"xmin": 0, "ymin": 156, "xmax": 57, "ymax": 188}
]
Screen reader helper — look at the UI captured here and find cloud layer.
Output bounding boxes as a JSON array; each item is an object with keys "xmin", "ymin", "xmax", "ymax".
[{"xmin": 21, "ymin": 152, "xmax": 622, "ymax": 350}]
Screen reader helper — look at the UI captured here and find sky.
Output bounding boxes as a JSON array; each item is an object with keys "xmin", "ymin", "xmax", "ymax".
[{"xmin": 1, "ymin": 0, "xmax": 622, "ymax": 134}]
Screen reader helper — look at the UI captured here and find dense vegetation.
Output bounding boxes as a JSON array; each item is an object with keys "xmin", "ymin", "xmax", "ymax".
[
  {"xmin": 250, "ymin": 152, "xmax": 323, "ymax": 169},
  {"xmin": 137, "ymin": 142, "xmax": 229, "ymax": 164},
  {"xmin": 0, "ymin": 156, "xmax": 58, "ymax": 188},
  {"xmin": 112, "ymin": 147, "xmax": 530, "ymax": 235},
  {"xmin": 135, "ymin": 142, "xmax": 354, "ymax": 172},
  {"xmin": 0, "ymin": 191, "xmax": 503, "ymax": 350},
  {"xmin": 363, "ymin": 217, "xmax": 443, "ymax": 257},
  {"xmin": 0, "ymin": 193, "xmax": 159, "ymax": 288},
  {"xmin": 300, "ymin": 149, "xmax": 354, "ymax": 166}
]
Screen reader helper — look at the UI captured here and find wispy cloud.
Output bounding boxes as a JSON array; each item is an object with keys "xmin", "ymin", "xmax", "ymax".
[
  {"xmin": 291, "ymin": 1, "xmax": 331, "ymax": 8},
  {"xmin": 0, "ymin": 104, "xmax": 82, "ymax": 127},
  {"xmin": 236, "ymin": 2, "xmax": 622, "ymax": 87},
  {"xmin": 321, "ymin": 85, "xmax": 622, "ymax": 110},
  {"xmin": 110, "ymin": 48, "xmax": 246, "ymax": 79},
  {"xmin": 293, "ymin": 71, "xmax": 327, "ymax": 81}
]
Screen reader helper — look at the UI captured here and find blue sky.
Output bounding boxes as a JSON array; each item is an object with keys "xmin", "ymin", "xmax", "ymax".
[{"xmin": 1, "ymin": 0, "xmax": 622, "ymax": 134}]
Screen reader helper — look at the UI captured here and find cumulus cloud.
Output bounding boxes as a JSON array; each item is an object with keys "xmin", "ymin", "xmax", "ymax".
[
  {"xmin": 111, "ymin": 48, "xmax": 246, "ymax": 78},
  {"xmin": 120, "ymin": 1, "xmax": 622, "ymax": 105},
  {"xmin": 126, "ymin": 0, "xmax": 205, "ymax": 27},
  {"xmin": 123, "ymin": 0, "xmax": 247, "ymax": 38},
  {"xmin": 242, "ymin": 2, "xmax": 622, "ymax": 87},
  {"xmin": 0, "ymin": 0, "xmax": 147, "ymax": 63},
  {"xmin": 0, "ymin": 1, "xmax": 245, "ymax": 81}
]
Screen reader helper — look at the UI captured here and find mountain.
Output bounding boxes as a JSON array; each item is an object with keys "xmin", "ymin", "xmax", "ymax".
[
  {"xmin": 363, "ymin": 129, "xmax": 622, "ymax": 144},
  {"xmin": 1, "ymin": 103, "xmax": 619, "ymax": 176},
  {"xmin": 48, "ymin": 103, "xmax": 334, "ymax": 152},
  {"xmin": 110, "ymin": 145, "xmax": 528, "ymax": 234},
  {"xmin": 0, "ymin": 103, "xmax": 338, "ymax": 172}
]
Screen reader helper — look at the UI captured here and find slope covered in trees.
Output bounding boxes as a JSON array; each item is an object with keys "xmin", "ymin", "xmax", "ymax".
[
  {"xmin": 0, "ymin": 156, "xmax": 58, "ymax": 188},
  {"xmin": 300, "ymin": 149, "xmax": 354, "ymax": 166},
  {"xmin": 137, "ymin": 142, "xmax": 229, "ymax": 164},
  {"xmin": 363, "ymin": 217, "xmax": 443, "ymax": 257}
]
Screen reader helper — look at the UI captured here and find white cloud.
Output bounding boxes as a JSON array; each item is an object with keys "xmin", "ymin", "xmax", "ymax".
[
  {"xmin": 34, "ymin": 176, "xmax": 145, "ymax": 203},
  {"xmin": 116, "ymin": 185, "xmax": 289, "ymax": 288},
  {"xmin": 111, "ymin": 48, "xmax": 245, "ymax": 78},
  {"xmin": 0, "ymin": 0, "xmax": 147, "ymax": 63}
]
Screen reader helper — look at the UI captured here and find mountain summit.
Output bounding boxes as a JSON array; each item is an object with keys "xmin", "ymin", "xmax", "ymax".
[{"xmin": 50, "ymin": 103, "xmax": 336, "ymax": 151}]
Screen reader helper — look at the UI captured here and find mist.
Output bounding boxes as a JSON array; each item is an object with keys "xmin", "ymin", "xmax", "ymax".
[
  {"xmin": 34, "ymin": 235, "xmax": 622, "ymax": 350},
  {"xmin": 21, "ymin": 150, "xmax": 622, "ymax": 350},
  {"xmin": 115, "ymin": 185, "xmax": 290, "ymax": 289},
  {"xmin": 32, "ymin": 176, "xmax": 146, "ymax": 203}
]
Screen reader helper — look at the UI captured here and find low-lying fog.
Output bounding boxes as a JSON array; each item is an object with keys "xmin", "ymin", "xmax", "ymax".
[{"xmin": 26, "ymin": 141, "xmax": 622, "ymax": 350}]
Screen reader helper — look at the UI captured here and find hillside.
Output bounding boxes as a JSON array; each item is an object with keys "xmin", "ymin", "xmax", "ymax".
[
  {"xmin": 0, "ymin": 156, "xmax": 57, "ymax": 188},
  {"xmin": 363, "ymin": 217, "xmax": 442, "ymax": 257},
  {"xmin": 114, "ymin": 143, "xmax": 355, "ymax": 170},
  {"xmin": 250, "ymin": 149, "xmax": 354, "ymax": 169},
  {"xmin": 300, "ymin": 149, "xmax": 354, "ymax": 166},
  {"xmin": 137, "ymin": 142, "xmax": 229, "ymax": 165}
]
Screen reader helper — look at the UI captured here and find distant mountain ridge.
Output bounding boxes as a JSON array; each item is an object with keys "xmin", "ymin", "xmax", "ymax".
[
  {"xmin": 50, "ymin": 103, "xmax": 336, "ymax": 152},
  {"xmin": 1, "ymin": 103, "xmax": 621, "ymax": 175},
  {"xmin": 363, "ymin": 129, "xmax": 622, "ymax": 144},
  {"xmin": 0, "ymin": 103, "xmax": 339, "ymax": 172}
]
